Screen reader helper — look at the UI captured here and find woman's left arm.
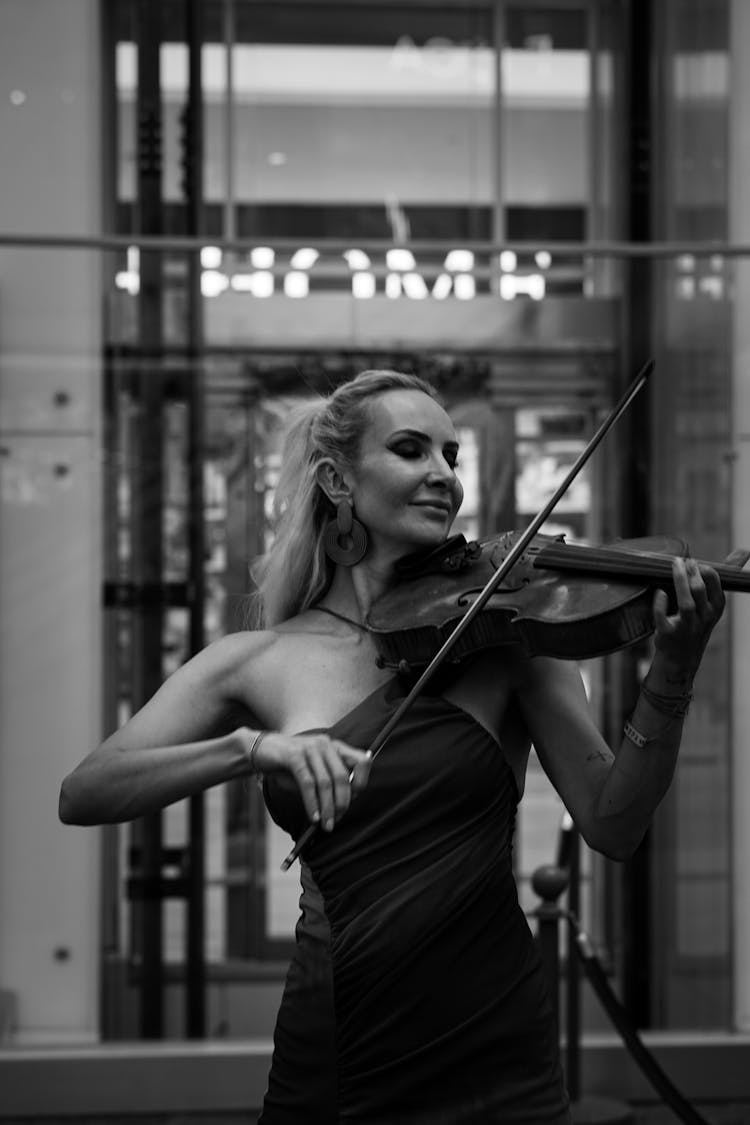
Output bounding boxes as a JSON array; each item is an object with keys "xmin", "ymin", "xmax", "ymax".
[{"xmin": 513, "ymin": 557, "xmax": 726, "ymax": 861}]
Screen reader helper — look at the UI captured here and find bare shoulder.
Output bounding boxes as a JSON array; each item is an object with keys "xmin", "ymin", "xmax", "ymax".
[
  {"xmin": 197, "ymin": 628, "xmax": 284, "ymax": 701},
  {"xmin": 209, "ymin": 620, "xmax": 328, "ymax": 726},
  {"xmin": 201, "ymin": 628, "xmax": 277, "ymax": 674},
  {"xmin": 164, "ymin": 628, "xmax": 271, "ymax": 691}
]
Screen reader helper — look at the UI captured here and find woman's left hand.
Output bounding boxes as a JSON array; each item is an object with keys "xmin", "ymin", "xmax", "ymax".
[{"xmin": 652, "ymin": 557, "xmax": 725, "ymax": 671}]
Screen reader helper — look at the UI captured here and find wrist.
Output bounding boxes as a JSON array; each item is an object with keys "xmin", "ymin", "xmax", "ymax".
[
  {"xmin": 645, "ymin": 652, "xmax": 696, "ymax": 698},
  {"xmin": 637, "ymin": 654, "xmax": 694, "ymax": 722},
  {"xmin": 242, "ymin": 728, "xmax": 269, "ymax": 776}
]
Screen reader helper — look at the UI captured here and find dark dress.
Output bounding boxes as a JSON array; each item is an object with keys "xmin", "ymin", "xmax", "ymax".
[{"xmin": 260, "ymin": 677, "xmax": 571, "ymax": 1124}]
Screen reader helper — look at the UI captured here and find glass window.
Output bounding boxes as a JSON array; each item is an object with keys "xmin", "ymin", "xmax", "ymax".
[{"xmin": 231, "ymin": 4, "xmax": 494, "ymax": 245}]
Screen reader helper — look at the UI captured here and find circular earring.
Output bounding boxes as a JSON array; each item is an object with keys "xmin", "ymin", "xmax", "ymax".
[{"xmin": 323, "ymin": 498, "xmax": 368, "ymax": 566}]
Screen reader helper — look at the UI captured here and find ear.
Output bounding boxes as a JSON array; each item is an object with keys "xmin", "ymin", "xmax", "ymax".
[{"xmin": 315, "ymin": 459, "xmax": 352, "ymax": 505}]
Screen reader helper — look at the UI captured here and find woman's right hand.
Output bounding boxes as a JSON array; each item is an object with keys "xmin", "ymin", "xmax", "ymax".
[{"xmin": 249, "ymin": 731, "xmax": 372, "ymax": 832}]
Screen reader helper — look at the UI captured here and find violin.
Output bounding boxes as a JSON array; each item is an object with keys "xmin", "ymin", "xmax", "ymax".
[{"xmin": 367, "ymin": 530, "xmax": 750, "ymax": 673}]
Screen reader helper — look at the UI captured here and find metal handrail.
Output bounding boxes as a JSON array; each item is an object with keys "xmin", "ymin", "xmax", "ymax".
[{"xmin": 0, "ymin": 232, "xmax": 747, "ymax": 257}]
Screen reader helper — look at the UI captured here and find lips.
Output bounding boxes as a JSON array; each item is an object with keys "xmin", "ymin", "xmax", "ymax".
[{"xmin": 413, "ymin": 500, "xmax": 452, "ymax": 515}]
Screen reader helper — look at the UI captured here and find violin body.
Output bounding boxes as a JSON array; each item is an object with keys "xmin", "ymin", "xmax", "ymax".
[{"xmin": 367, "ymin": 531, "xmax": 746, "ymax": 672}]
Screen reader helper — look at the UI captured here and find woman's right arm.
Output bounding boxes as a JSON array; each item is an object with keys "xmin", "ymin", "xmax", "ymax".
[
  {"xmin": 59, "ymin": 632, "xmax": 372, "ymax": 828},
  {"xmin": 59, "ymin": 634, "xmax": 263, "ymax": 825}
]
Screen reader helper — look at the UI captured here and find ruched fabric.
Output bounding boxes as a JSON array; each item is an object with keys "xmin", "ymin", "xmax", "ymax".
[{"xmin": 260, "ymin": 677, "xmax": 571, "ymax": 1124}]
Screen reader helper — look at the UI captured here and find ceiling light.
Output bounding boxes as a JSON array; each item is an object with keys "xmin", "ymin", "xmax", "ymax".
[
  {"xmin": 344, "ymin": 249, "xmax": 371, "ymax": 271},
  {"xmin": 201, "ymin": 270, "xmax": 229, "ymax": 297},
  {"xmin": 230, "ymin": 272, "xmax": 273, "ymax": 297},
  {"xmin": 231, "ymin": 274, "xmax": 254, "ymax": 291},
  {"xmin": 527, "ymin": 275, "xmax": 546, "ymax": 300},
  {"xmin": 432, "ymin": 273, "xmax": 453, "ymax": 300},
  {"xmin": 352, "ymin": 272, "xmax": 376, "ymax": 299},
  {"xmin": 500, "ymin": 275, "xmax": 516, "ymax": 300},
  {"xmin": 454, "ymin": 274, "xmax": 475, "ymax": 300},
  {"xmin": 385, "ymin": 273, "xmax": 403, "ymax": 298},
  {"xmin": 386, "ymin": 248, "xmax": 416, "ymax": 271},
  {"xmin": 402, "ymin": 273, "xmax": 428, "ymax": 299},
  {"xmin": 115, "ymin": 271, "xmax": 140, "ymax": 295},
  {"xmin": 251, "ymin": 246, "xmax": 275, "ymax": 269},
  {"xmin": 249, "ymin": 270, "xmax": 274, "ymax": 297},
  {"xmin": 290, "ymin": 247, "xmax": 319, "ymax": 270},
  {"xmin": 444, "ymin": 249, "xmax": 474, "ymax": 272},
  {"xmin": 284, "ymin": 271, "xmax": 309, "ymax": 298},
  {"xmin": 201, "ymin": 246, "xmax": 222, "ymax": 269}
]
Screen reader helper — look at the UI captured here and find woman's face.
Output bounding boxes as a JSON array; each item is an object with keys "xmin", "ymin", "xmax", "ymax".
[{"xmin": 345, "ymin": 389, "xmax": 464, "ymax": 555}]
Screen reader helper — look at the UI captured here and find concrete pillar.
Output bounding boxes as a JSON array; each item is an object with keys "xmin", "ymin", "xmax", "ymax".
[
  {"xmin": 730, "ymin": 0, "xmax": 750, "ymax": 1033},
  {"xmin": 0, "ymin": 0, "xmax": 103, "ymax": 1043}
]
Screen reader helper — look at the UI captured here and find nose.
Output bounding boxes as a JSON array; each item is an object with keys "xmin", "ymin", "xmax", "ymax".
[
  {"xmin": 426, "ymin": 464, "xmax": 451, "ymax": 488},
  {"xmin": 425, "ymin": 456, "xmax": 463, "ymax": 507},
  {"xmin": 426, "ymin": 453, "xmax": 456, "ymax": 487}
]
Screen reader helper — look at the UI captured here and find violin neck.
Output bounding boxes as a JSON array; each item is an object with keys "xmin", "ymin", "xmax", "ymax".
[{"xmin": 535, "ymin": 541, "xmax": 750, "ymax": 592}]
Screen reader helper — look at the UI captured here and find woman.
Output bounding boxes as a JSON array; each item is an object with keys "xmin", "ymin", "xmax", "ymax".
[{"xmin": 60, "ymin": 369, "xmax": 726, "ymax": 1124}]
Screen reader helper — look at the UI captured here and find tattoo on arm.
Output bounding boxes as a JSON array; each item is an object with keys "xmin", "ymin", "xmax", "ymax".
[{"xmin": 586, "ymin": 750, "xmax": 610, "ymax": 764}]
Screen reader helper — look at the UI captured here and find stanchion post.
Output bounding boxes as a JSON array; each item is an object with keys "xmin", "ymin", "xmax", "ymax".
[
  {"xmin": 533, "ymin": 843, "xmax": 636, "ymax": 1125},
  {"xmin": 532, "ymin": 863, "xmax": 570, "ymax": 1034}
]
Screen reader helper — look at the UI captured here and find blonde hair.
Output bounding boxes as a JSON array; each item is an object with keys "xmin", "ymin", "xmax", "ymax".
[{"xmin": 250, "ymin": 369, "xmax": 440, "ymax": 626}]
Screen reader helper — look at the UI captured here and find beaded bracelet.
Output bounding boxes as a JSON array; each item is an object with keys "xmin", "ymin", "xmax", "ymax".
[{"xmin": 246, "ymin": 729, "xmax": 268, "ymax": 775}]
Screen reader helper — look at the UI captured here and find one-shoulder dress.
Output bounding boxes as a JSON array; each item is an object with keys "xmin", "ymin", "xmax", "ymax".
[{"xmin": 260, "ymin": 677, "xmax": 571, "ymax": 1125}]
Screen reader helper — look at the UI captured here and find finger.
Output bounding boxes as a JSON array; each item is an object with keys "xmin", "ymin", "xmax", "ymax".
[
  {"xmin": 339, "ymin": 745, "xmax": 373, "ymax": 793},
  {"xmin": 724, "ymin": 547, "xmax": 750, "ymax": 569},
  {"xmin": 652, "ymin": 587, "xmax": 671, "ymax": 633},
  {"xmin": 287, "ymin": 755, "xmax": 322, "ymax": 827},
  {"xmin": 685, "ymin": 558, "xmax": 710, "ymax": 616},
  {"xmin": 698, "ymin": 563, "xmax": 725, "ymax": 618},
  {"xmin": 670, "ymin": 557, "xmax": 711, "ymax": 621},
  {"xmin": 317, "ymin": 741, "xmax": 357, "ymax": 826},
  {"xmin": 302, "ymin": 737, "xmax": 341, "ymax": 831},
  {"xmin": 670, "ymin": 557, "xmax": 697, "ymax": 616}
]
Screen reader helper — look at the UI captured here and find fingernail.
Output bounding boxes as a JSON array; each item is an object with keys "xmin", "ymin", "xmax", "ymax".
[
  {"xmin": 325, "ymin": 819, "xmax": 334, "ymax": 832},
  {"xmin": 312, "ymin": 811, "xmax": 321, "ymax": 823}
]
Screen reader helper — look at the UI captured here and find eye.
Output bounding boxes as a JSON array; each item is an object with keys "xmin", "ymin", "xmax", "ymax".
[{"xmin": 392, "ymin": 441, "xmax": 423, "ymax": 459}]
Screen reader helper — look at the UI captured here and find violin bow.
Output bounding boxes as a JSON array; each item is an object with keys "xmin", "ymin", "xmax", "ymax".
[{"xmin": 281, "ymin": 358, "xmax": 654, "ymax": 870}]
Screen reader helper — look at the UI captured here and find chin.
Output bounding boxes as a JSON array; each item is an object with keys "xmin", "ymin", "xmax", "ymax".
[{"xmin": 405, "ymin": 525, "xmax": 451, "ymax": 548}]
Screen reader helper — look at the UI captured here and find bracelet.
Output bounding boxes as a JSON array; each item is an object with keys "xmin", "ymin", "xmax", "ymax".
[
  {"xmin": 246, "ymin": 729, "xmax": 268, "ymax": 775},
  {"xmin": 623, "ymin": 719, "xmax": 649, "ymax": 748},
  {"xmin": 640, "ymin": 677, "xmax": 693, "ymax": 718},
  {"xmin": 623, "ymin": 708, "xmax": 684, "ymax": 748}
]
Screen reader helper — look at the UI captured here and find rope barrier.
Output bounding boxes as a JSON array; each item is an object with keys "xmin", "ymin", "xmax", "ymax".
[
  {"xmin": 535, "ymin": 814, "xmax": 716, "ymax": 1124},
  {"xmin": 566, "ymin": 910, "xmax": 712, "ymax": 1125}
]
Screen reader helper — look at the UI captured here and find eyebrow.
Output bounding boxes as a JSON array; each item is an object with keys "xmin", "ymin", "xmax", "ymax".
[{"xmin": 390, "ymin": 428, "xmax": 459, "ymax": 450}]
